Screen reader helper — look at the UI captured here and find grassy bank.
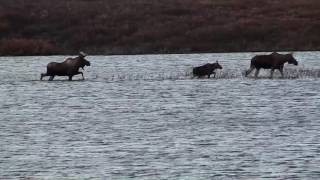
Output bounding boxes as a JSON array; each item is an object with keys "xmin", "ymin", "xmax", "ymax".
[{"xmin": 1, "ymin": 0, "xmax": 320, "ymax": 55}]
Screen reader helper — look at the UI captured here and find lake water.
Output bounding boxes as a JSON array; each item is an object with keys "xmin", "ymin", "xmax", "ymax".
[{"xmin": 0, "ymin": 52, "xmax": 320, "ymax": 179}]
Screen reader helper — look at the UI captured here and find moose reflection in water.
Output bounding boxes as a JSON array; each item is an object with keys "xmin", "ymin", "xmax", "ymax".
[
  {"xmin": 245, "ymin": 52, "xmax": 298, "ymax": 78},
  {"xmin": 193, "ymin": 61, "xmax": 223, "ymax": 78},
  {"xmin": 40, "ymin": 52, "xmax": 91, "ymax": 81}
]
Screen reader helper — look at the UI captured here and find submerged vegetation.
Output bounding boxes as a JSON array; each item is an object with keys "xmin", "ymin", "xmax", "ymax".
[{"xmin": 1, "ymin": 0, "xmax": 320, "ymax": 55}]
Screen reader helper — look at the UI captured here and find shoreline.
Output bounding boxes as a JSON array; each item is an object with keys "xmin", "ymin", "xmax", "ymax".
[{"xmin": 0, "ymin": 49, "xmax": 320, "ymax": 57}]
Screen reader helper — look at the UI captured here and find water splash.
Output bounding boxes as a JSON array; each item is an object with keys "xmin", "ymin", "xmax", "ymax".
[
  {"xmin": 283, "ymin": 68, "xmax": 320, "ymax": 79},
  {"xmin": 93, "ymin": 68, "xmax": 320, "ymax": 82}
]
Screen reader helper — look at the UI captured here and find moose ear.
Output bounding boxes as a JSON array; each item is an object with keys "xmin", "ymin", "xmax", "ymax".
[
  {"xmin": 216, "ymin": 60, "xmax": 219, "ymax": 63},
  {"xmin": 79, "ymin": 51, "xmax": 87, "ymax": 57}
]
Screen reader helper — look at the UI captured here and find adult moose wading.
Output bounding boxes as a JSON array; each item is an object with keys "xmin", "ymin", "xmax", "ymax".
[
  {"xmin": 193, "ymin": 61, "xmax": 223, "ymax": 78},
  {"xmin": 245, "ymin": 52, "xmax": 298, "ymax": 78},
  {"xmin": 40, "ymin": 52, "xmax": 91, "ymax": 81}
]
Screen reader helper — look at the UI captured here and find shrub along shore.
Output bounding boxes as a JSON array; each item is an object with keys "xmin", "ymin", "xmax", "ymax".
[{"xmin": 1, "ymin": 0, "xmax": 320, "ymax": 56}]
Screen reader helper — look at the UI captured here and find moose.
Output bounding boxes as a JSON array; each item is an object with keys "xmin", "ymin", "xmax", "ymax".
[
  {"xmin": 193, "ymin": 61, "xmax": 223, "ymax": 78},
  {"xmin": 40, "ymin": 52, "xmax": 91, "ymax": 81},
  {"xmin": 245, "ymin": 52, "xmax": 298, "ymax": 78}
]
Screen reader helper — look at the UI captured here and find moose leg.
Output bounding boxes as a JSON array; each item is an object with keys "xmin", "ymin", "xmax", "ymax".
[
  {"xmin": 208, "ymin": 74, "xmax": 211, "ymax": 78},
  {"xmin": 68, "ymin": 76, "xmax": 73, "ymax": 81},
  {"xmin": 73, "ymin": 72, "xmax": 85, "ymax": 80},
  {"xmin": 213, "ymin": 72, "xmax": 216, "ymax": 78},
  {"xmin": 270, "ymin": 69, "xmax": 275, "ymax": 79},
  {"xmin": 40, "ymin": 73, "xmax": 47, "ymax": 80},
  {"xmin": 49, "ymin": 76, "xmax": 55, "ymax": 81},
  {"xmin": 80, "ymin": 72, "xmax": 84, "ymax": 80},
  {"xmin": 245, "ymin": 67, "xmax": 254, "ymax": 77},
  {"xmin": 279, "ymin": 68, "xmax": 284, "ymax": 78},
  {"xmin": 254, "ymin": 68, "xmax": 260, "ymax": 78}
]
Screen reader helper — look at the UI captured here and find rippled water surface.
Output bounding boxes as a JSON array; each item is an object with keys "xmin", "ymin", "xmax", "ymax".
[{"xmin": 1, "ymin": 52, "xmax": 320, "ymax": 179}]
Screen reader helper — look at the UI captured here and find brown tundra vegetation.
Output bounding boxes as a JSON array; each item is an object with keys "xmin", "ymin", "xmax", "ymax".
[{"xmin": 1, "ymin": 0, "xmax": 320, "ymax": 55}]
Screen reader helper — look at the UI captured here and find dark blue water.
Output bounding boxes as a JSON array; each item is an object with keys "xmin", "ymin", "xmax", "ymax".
[{"xmin": 0, "ymin": 52, "xmax": 320, "ymax": 179}]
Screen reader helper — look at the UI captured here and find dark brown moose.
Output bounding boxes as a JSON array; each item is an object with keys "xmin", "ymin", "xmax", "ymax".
[
  {"xmin": 40, "ymin": 52, "xmax": 90, "ymax": 81},
  {"xmin": 193, "ymin": 61, "xmax": 223, "ymax": 78},
  {"xmin": 245, "ymin": 52, "xmax": 298, "ymax": 78}
]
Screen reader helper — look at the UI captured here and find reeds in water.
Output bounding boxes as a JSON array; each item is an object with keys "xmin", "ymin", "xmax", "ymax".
[{"xmin": 96, "ymin": 68, "xmax": 320, "ymax": 82}]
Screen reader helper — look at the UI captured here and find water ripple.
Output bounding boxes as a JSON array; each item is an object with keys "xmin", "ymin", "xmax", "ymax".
[{"xmin": 0, "ymin": 52, "xmax": 320, "ymax": 179}]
